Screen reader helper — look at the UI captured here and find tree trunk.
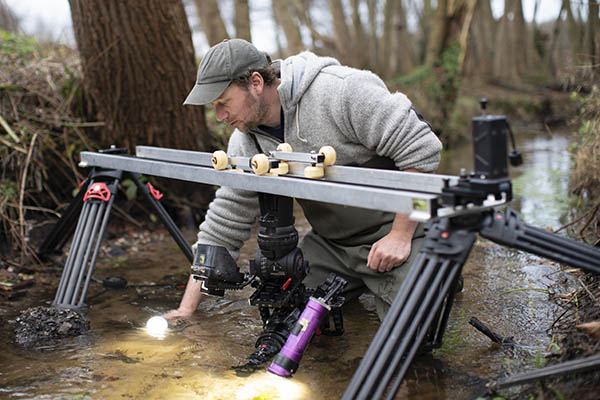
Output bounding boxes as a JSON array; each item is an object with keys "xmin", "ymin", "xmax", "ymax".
[
  {"xmin": 463, "ymin": 0, "xmax": 496, "ymax": 78},
  {"xmin": 328, "ymin": 0, "xmax": 358, "ymax": 66},
  {"xmin": 234, "ymin": 0, "xmax": 252, "ymax": 42},
  {"xmin": 493, "ymin": 0, "xmax": 521, "ymax": 84},
  {"xmin": 380, "ymin": 0, "xmax": 394, "ymax": 78},
  {"xmin": 194, "ymin": 0, "xmax": 229, "ymax": 46},
  {"xmin": 512, "ymin": 0, "xmax": 527, "ymax": 75},
  {"xmin": 391, "ymin": 0, "xmax": 415, "ymax": 76},
  {"xmin": 69, "ymin": 0, "xmax": 210, "ymax": 153},
  {"xmin": 586, "ymin": 0, "xmax": 599, "ymax": 67},
  {"xmin": 418, "ymin": 0, "xmax": 433, "ymax": 64},
  {"xmin": 0, "ymin": 0, "xmax": 20, "ymax": 33},
  {"xmin": 425, "ymin": 0, "xmax": 471, "ymax": 66},
  {"xmin": 367, "ymin": 0, "xmax": 380, "ymax": 73},
  {"xmin": 272, "ymin": 0, "xmax": 304, "ymax": 56},
  {"xmin": 351, "ymin": 0, "xmax": 369, "ymax": 68},
  {"xmin": 424, "ymin": 0, "xmax": 448, "ymax": 66},
  {"xmin": 550, "ymin": 0, "xmax": 581, "ymax": 76}
]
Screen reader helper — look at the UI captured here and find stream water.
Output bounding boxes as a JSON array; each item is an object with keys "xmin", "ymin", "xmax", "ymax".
[{"xmin": 0, "ymin": 128, "xmax": 581, "ymax": 399}]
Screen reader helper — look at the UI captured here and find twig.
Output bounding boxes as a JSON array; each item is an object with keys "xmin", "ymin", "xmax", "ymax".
[
  {"xmin": 501, "ymin": 286, "xmax": 550, "ymax": 295},
  {"xmin": 553, "ymin": 200, "xmax": 600, "ymax": 233},
  {"xmin": 63, "ymin": 121, "xmax": 105, "ymax": 128},
  {"xmin": 543, "ymin": 122, "xmax": 554, "ymax": 137},
  {"xmin": 579, "ymin": 204, "xmax": 599, "ymax": 242},
  {"xmin": 0, "ymin": 114, "xmax": 20, "ymax": 142},
  {"xmin": 19, "ymin": 132, "xmax": 39, "ymax": 261},
  {"xmin": 111, "ymin": 204, "xmax": 145, "ymax": 229},
  {"xmin": 4, "ymin": 203, "xmax": 61, "ymax": 217},
  {"xmin": 70, "ymin": 126, "xmax": 94, "ymax": 152},
  {"xmin": 577, "ymin": 277, "xmax": 599, "ymax": 306},
  {"xmin": 0, "ymin": 134, "xmax": 27, "ymax": 154}
]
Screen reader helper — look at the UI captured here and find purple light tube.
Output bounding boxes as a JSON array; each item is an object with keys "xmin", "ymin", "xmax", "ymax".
[{"xmin": 268, "ymin": 297, "xmax": 330, "ymax": 377}]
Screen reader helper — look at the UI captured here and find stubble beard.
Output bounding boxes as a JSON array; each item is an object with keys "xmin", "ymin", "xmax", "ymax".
[{"xmin": 237, "ymin": 91, "xmax": 269, "ymax": 133}]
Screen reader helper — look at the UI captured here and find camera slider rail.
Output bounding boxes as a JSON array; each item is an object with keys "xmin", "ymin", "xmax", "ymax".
[{"xmin": 79, "ymin": 146, "xmax": 509, "ymax": 223}]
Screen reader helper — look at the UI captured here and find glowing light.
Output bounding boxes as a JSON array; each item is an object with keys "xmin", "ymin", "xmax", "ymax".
[
  {"xmin": 145, "ymin": 316, "xmax": 168, "ymax": 339},
  {"xmin": 235, "ymin": 371, "xmax": 309, "ymax": 400}
]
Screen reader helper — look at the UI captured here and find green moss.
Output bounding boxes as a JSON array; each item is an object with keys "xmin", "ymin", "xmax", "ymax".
[{"xmin": 433, "ymin": 307, "xmax": 468, "ymax": 357}]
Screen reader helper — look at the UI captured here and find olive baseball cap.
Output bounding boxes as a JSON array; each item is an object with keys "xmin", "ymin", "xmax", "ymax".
[{"xmin": 183, "ymin": 39, "xmax": 269, "ymax": 105}]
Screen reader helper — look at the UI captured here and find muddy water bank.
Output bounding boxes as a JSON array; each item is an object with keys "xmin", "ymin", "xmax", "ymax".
[{"xmin": 0, "ymin": 129, "xmax": 586, "ymax": 399}]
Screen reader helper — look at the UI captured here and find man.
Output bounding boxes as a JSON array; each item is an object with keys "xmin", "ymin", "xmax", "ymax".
[{"xmin": 164, "ymin": 38, "xmax": 442, "ymax": 322}]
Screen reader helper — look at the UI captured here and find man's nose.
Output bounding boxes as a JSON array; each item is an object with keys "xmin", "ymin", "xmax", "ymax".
[{"xmin": 215, "ymin": 105, "xmax": 227, "ymax": 122}]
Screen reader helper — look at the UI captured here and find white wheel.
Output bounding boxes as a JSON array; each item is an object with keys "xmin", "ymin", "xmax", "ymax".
[
  {"xmin": 277, "ymin": 143, "xmax": 293, "ymax": 152},
  {"xmin": 211, "ymin": 150, "xmax": 228, "ymax": 170},
  {"xmin": 277, "ymin": 161, "xmax": 289, "ymax": 175},
  {"xmin": 304, "ymin": 166, "xmax": 324, "ymax": 179},
  {"xmin": 271, "ymin": 161, "xmax": 289, "ymax": 176},
  {"xmin": 319, "ymin": 146, "xmax": 336, "ymax": 166},
  {"xmin": 227, "ymin": 167, "xmax": 243, "ymax": 173},
  {"xmin": 251, "ymin": 154, "xmax": 270, "ymax": 175}
]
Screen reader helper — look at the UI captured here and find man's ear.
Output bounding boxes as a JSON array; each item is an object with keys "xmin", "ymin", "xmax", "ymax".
[{"xmin": 249, "ymin": 71, "xmax": 264, "ymax": 93}]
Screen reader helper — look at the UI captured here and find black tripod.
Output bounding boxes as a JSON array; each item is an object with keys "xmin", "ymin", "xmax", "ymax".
[
  {"xmin": 342, "ymin": 206, "xmax": 600, "ymax": 400},
  {"xmin": 342, "ymin": 101, "xmax": 600, "ymax": 399},
  {"xmin": 38, "ymin": 148, "xmax": 193, "ymax": 309}
]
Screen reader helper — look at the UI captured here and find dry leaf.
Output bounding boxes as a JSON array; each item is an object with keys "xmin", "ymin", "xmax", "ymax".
[{"xmin": 576, "ymin": 321, "xmax": 600, "ymax": 340}]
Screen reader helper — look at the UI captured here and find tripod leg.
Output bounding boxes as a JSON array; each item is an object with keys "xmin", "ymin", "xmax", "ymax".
[
  {"xmin": 53, "ymin": 199, "xmax": 92, "ymax": 305},
  {"xmin": 480, "ymin": 208, "xmax": 600, "ymax": 274},
  {"xmin": 37, "ymin": 180, "xmax": 88, "ymax": 259},
  {"xmin": 61, "ymin": 202, "xmax": 101, "ymax": 304},
  {"xmin": 76, "ymin": 194, "xmax": 116, "ymax": 306},
  {"xmin": 343, "ymin": 218, "xmax": 478, "ymax": 400},
  {"xmin": 53, "ymin": 176, "xmax": 120, "ymax": 308},
  {"xmin": 131, "ymin": 174, "xmax": 194, "ymax": 263}
]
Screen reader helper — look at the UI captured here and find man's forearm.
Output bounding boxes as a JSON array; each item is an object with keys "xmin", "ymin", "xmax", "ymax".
[
  {"xmin": 177, "ymin": 275, "xmax": 204, "ymax": 314},
  {"xmin": 389, "ymin": 212, "xmax": 419, "ymax": 240}
]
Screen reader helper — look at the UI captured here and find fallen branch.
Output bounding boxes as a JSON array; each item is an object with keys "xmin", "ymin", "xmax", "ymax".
[{"xmin": 469, "ymin": 316, "xmax": 516, "ymax": 346}]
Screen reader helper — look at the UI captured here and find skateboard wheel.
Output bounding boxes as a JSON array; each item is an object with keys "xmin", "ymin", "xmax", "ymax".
[
  {"xmin": 304, "ymin": 166, "xmax": 324, "ymax": 179},
  {"xmin": 211, "ymin": 150, "xmax": 228, "ymax": 170},
  {"xmin": 251, "ymin": 153, "xmax": 270, "ymax": 175},
  {"xmin": 277, "ymin": 143, "xmax": 293, "ymax": 152},
  {"xmin": 271, "ymin": 161, "xmax": 289, "ymax": 175},
  {"xmin": 319, "ymin": 146, "xmax": 336, "ymax": 166}
]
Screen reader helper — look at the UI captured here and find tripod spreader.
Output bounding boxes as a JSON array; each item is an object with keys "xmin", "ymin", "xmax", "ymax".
[{"xmin": 480, "ymin": 208, "xmax": 600, "ymax": 275}]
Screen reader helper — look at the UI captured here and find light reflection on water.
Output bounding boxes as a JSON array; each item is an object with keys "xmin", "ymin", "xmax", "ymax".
[{"xmin": 0, "ymin": 130, "xmax": 581, "ymax": 399}]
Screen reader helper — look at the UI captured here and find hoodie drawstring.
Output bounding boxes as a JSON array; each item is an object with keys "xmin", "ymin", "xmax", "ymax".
[{"xmin": 295, "ymin": 104, "xmax": 308, "ymax": 143}]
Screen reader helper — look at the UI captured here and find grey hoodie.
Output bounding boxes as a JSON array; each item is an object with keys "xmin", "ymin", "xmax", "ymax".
[{"xmin": 196, "ymin": 52, "xmax": 442, "ymax": 259}]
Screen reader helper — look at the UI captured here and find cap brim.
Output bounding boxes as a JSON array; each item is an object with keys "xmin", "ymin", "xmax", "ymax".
[{"xmin": 183, "ymin": 80, "xmax": 230, "ymax": 105}]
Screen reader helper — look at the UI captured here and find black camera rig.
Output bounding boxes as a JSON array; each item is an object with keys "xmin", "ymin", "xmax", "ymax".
[{"xmin": 190, "ymin": 193, "xmax": 346, "ymax": 372}]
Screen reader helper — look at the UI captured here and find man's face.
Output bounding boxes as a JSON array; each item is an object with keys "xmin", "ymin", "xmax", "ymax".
[{"xmin": 211, "ymin": 83, "xmax": 268, "ymax": 133}]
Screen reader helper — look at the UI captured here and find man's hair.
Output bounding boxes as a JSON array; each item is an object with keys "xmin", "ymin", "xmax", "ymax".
[{"xmin": 231, "ymin": 53, "xmax": 278, "ymax": 88}]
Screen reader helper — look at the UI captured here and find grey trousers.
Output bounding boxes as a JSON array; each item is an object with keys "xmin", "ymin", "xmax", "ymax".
[{"xmin": 300, "ymin": 223, "xmax": 425, "ymax": 321}]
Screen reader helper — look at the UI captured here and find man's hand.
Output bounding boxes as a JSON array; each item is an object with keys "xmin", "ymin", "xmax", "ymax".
[
  {"xmin": 162, "ymin": 307, "xmax": 195, "ymax": 321},
  {"xmin": 367, "ymin": 213, "xmax": 418, "ymax": 273},
  {"xmin": 161, "ymin": 274, "xmax": 205, "ymax": 322}
]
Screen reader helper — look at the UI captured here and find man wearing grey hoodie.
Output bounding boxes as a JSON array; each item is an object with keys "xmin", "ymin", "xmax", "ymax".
[{"xmin": 164, "ymin": 39, "xmax": 443, "ymax": 322}]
